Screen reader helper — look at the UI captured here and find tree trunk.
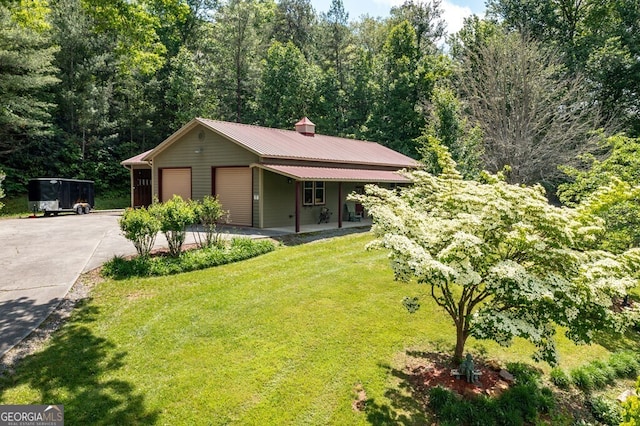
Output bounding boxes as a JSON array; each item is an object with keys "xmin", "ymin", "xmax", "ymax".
[{"xmin": 454, "ymin": 322, "xmax": 468, "ymax": 364}]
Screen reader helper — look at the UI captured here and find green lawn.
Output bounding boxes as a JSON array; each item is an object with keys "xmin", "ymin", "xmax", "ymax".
[{"xmin": 0, "ymin": 232, "xmax": 632, "ymax": 424}]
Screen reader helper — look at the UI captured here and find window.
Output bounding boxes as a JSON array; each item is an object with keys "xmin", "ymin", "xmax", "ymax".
[{"xmin": 302, "ymin": 181, "xmax": 325, "ymax": 206}]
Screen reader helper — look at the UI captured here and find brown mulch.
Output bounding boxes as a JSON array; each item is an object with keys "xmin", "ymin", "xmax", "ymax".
[{"xmin": 405, "ymin": 352, "xmax": 511, "ymax": 400}]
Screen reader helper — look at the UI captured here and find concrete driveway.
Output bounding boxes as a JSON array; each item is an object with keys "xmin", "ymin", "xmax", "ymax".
[{"xmin": 0, "ymin": 211, "xmax": 138, "ymax": 356}]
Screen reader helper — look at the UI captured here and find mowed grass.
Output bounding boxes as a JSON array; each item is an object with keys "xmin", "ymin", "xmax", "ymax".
[{"xmin": 0, "ymin": 232, "xmax": 631, "ymax": 425}]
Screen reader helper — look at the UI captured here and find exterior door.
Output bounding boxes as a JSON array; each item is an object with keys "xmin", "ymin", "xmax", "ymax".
[
  {"xmin": 215, "ymin": 167, "xmax": 252, "ymax": 226},
  {"xmin": 133, "ymin": 169, "xmax": 152, "ymax": 207}
]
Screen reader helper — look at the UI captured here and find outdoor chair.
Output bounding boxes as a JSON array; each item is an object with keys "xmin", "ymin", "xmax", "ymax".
[{"xmin": 344, "ymin": 202, "xmax": 362, "ymax": 222}]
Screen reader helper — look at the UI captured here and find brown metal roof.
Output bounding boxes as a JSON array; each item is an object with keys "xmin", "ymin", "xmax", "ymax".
[
  {"xmin": 253, "ymin": 164, "xmax": 412, "ymax": 183},
  {"xmin": 120, "ymin": 149, "xmax": 153, "ymax": 166},
  {"xmin": 144, "ymin": 118, "xmax": 418, "ymax": 168}
]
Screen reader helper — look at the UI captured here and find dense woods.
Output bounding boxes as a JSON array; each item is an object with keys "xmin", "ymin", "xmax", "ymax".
[{"xmin": 0, "ymin": 0, "xmax": 638, "ymax": 198}]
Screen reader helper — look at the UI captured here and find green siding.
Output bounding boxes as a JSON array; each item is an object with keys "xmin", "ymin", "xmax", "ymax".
[
  {"xmin": 262, "ymin": 171, "xmax": 296, "ymax": 227},
  {"xmin": 152, "ymin": 126, "xmax": 258, "ymax": 201}
]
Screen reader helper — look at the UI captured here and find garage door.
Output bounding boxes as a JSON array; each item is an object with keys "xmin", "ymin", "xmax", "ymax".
[
  {"xmin": 161, "ymin": 168, "xmax": 191, "ymax": 201},
  {"xmin": 216, "ymin": 167, "xmax": 252, "ymax": 226}
]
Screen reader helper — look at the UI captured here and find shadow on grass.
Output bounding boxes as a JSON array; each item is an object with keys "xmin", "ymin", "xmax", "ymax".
[
  {"xmin": 593, "ymin": 327, "xmax": 640, "ymax": 352},
  {"xmin": 0, "ymin": 301, "xmax": 158, "ymax": 424},
  {"xmin": 272, "ymin": 227, "xmax": 370, "ymax": 247},
  {"xmin": 364, "ymin": 361, "xmax": 430, "ymax": 425}
]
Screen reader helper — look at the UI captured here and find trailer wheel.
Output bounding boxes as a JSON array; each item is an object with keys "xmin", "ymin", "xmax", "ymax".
[
  {"xmin": 83, "ymin": 206, "xmax": 91, "ymax": 214},
  {"xmin": 76, "ymin": 206, "xmax": 84, "ymax": 215},
  {"xmin": 44, "ymin": 211, "xmax": 50, "ymax": 217}
]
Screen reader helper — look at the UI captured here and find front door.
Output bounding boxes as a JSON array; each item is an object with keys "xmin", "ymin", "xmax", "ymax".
[{"xmin": 133, "ymin": 169, "xmax": 152, "ymax": 207}]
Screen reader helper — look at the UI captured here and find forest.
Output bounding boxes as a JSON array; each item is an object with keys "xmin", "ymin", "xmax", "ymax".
[{"xmin": 0, "ymin": 0, "xmax": 638, "ymax": 199}]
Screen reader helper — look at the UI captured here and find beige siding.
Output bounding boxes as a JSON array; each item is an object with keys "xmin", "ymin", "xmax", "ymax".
[
  {"xmin": 152, "ymin": 126, "xmax": 258, "ymax": 200},
  {"xmin": 216, "ymin": 167, "xmax": 252, "ymax": 226},
  {"xmin": 161, "ymin": 168, "xmax": 191, "ymax": 201}
]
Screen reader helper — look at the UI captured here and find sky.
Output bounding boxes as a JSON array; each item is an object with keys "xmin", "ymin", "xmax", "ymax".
[{"xmin": 310, "ymin": 0, "xmax": 487, "ymax": 37}]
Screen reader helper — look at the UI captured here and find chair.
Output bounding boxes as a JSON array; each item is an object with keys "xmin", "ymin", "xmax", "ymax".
[{"xmin": 344, "ymin": 202, "xmax": 362, "ymax": 222}]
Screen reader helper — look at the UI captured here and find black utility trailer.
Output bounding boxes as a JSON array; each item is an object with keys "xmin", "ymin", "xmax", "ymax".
[{"xmin": 28, "ymin": 178, "xmax": 95, "ymax": 216}]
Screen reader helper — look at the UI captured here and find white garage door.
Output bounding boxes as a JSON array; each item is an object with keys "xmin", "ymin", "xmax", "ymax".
[
  {"xmin": 161, "ymin": 168, "xmax": 192, "ymax": 202},
  {"xmin": 216, "ymin": 167, "xmax": 252, "ymax": 226}
]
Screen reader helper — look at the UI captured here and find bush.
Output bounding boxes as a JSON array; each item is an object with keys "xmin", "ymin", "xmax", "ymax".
[
  {"xmin": 102, "ymin": 238, "xmax": 275, "ymax": 279},
  {"xmin": 428, "ymin": 386, "xmax": 457, "ymax": 412},
  {"xmin": 550, "ymin": 368, "xmax": 571, "ymax": 389},
  {"xmin": 119, "ymin": 207, "xmax": 161, "ymax": 257},
  {"xmin": 589, "ymin": 395, "xmax": 622, "ymax": 425},
  {"xmin": 193, "ymin": 195, "xmax": 227, "ymax": 248},
  {"xmin": 153, "ymin": 196, "xmax": 197, "ymax": 257},
  {"xmin": 608, "ymin": 351, "xmax": 640, "ymax": 379},
  {"xmin": 571, "ymin": 366, "xmax": 594, "ymax": 392},
  {"xmin": 505, "ymin": 362, "xmax": 541, "ymax": 386},
  {"xmin": 621, "ymin": 376, "xmax": 640, "ymax": 424}
]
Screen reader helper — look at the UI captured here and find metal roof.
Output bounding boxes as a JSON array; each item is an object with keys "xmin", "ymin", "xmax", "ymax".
[
  {"xmin": 144, "ymin": 118, "xmax": 419, "ymax": 168},
  {"xmin": 120, "ymin": 149, "xmax": 153, "ymax": 166},
  {"xmin": 253, "ymin": 164, "xmax": 412, "ymax": 183}
]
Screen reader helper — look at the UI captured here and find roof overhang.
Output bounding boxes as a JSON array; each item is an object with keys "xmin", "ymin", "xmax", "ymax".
[
  {"xmin": 251, "ymin": 164, "xmax": 412, "ymax": 183},
  {"xmin": 120, "ymin": 149, "xmax": 154, "ymax": 167}
]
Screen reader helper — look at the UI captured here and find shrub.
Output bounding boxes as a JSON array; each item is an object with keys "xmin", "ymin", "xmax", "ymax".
[
  {"xmin": 119, "ymin": 207, "xmax": 161, "ymax": 257},
  {"xmin": 609, "ymin": 351, "xmax": 640, "ymax": 379},
  {"xmin": 550, "ymin": 368, "xmax": 571, "ymax": 389},
  {"xmin": 193, "ymin": 195, "xmax": 227, "ymax": 248},
  {"xmin": 589, "ymin": 395, "xmax": 622, "ymax": 425},
  {"xmin": 102, "ymin": 238, "xmax": 276, "ymax": 279},
  {"xmin": 621, "ymin": 376, "xmax": 640, "ymax": 425},
  {"xmin": 571, "ymin": 366, "xmax": 594, "ymax": 392},
  {"xmin": 428, "ymin": 386, "xmax": 457, "ymax": 412},
  {"xmin": 505, "ymin": 362, "xmax": 541, "ymax": 386},
  {"xmin": 153, "ymin": 196, "xmax": 197, "ymax": 257}
]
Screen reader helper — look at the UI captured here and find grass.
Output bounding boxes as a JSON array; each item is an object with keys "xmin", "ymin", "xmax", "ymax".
[
  {"xmin": 0, "ymin": 192, "xmax": 129, "ymax": 217},
  {"xmin": 0, "ymin": 232, "xmax": 636, "ymax": 425}
]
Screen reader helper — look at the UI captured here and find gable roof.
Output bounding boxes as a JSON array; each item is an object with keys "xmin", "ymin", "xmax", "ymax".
[
  {"xmin": 142, "ymin": 118, "xmax": 419, "ymax": 168},
  {"xmin": 120, "ymin": 149, "xmax": 153, "ymax": 166}
]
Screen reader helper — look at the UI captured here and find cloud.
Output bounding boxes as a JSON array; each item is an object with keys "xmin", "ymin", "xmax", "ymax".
[
  {"xmin": 371, "ymin": 0, "xmax": 474, "ymax": 37},
  {"xmin": 441, "ymin": 1, "xmax": 473, "ymax": 36}
]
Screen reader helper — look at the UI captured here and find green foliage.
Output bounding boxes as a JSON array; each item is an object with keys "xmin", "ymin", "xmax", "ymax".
[
  {"xmin": 119, "ymin": 206, "xmax": 161, "ymax": 257},
  {"xmin": 569, "ymin": 351, "xmax": 640, "ymax": 392},
  {"xmin": 418, "ymin": 86, "xmax": 483, "ymax": 179},
  {"xmin": 589, "ymin": 395, "xmax": 623, "ymax": 426},
  {"xmin": 621, "ymin": 377, "xmax": 640, "ymax": 425},
  {"xmin": 192, "ymin": 195, "xmax": 227, "ymax": 249},
  {"xmin": 101, "ymin": 238, "xmax": 275, "ymax": 279},
  {"xmin": 559, "ymin": 134, "xmax": 640, "ymax": 253},
  {"xmin": 152, "ymin": 195, "xmax": 197, "ymax": 257},
  {"xmin": 428, "ymin": 372, "xmax": 555, "ymax": 425},
  {"xmin": 353, "ymin": 153, "xmax": 640, "ymax": 364},
  {"xmin": 550, "ymin": 368, "xmax": 571, "ymax": 389}
]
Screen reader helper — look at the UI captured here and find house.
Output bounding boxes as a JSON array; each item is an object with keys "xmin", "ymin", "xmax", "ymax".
[{"xmin": 120, "ymin": 117, "xmax": 418, "ymax": 232}]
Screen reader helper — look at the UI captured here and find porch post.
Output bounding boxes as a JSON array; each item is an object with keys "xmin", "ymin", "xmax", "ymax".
[
  {"xmin": 295, "ymin": 180, "xmax": 300, "ymax": 233},
  {"xmin": 338, "ymin": 182, "xmax": 343, "ymax": 229}
]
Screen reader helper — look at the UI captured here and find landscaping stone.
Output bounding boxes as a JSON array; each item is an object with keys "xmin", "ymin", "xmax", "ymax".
[{"xmin": 499, "ymin": 369, "xmax": 515, "ymax": 383}]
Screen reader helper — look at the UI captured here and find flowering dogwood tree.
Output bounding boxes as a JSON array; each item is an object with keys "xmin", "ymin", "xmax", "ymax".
[{"xmin": 352, "ymin": 153, "xmax": 640, "ymax": 365}]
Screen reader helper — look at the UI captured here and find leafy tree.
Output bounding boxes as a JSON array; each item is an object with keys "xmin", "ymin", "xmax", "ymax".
[
  {"xmin": 417, "ymin": 86, "xmax": 482, "ymax": 179},
  {"xmin": 256, "ymin": 41, "xmax": 315, "ymax": 129},
  {"xmin": 0, "ymin": 3, "xmax": 58, "ymax": 159},
  {"xmin": 209, "ymin": 0, "xmax": 274, "ymax": 122},
  {"xmin": 389, "ymin": 0, "xmax": 445, "ymax": 55},
  {"xmin": 366, "ymin": 20, "xmax": 426, "ymax": 157},
  {"xmin": 457, "ymin": 30, "xmax": 599, "ymax": 187},
  {"xmin": 270, "ymin": 0, "xmax": 315, "ymax": 59},
  {"xmin": 352, "ymin": 149, "xmax": 640, "ymax": 364},
  {"xmin": 558, "ymin": 134, "xmax": 640, "ymax": 253}
]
